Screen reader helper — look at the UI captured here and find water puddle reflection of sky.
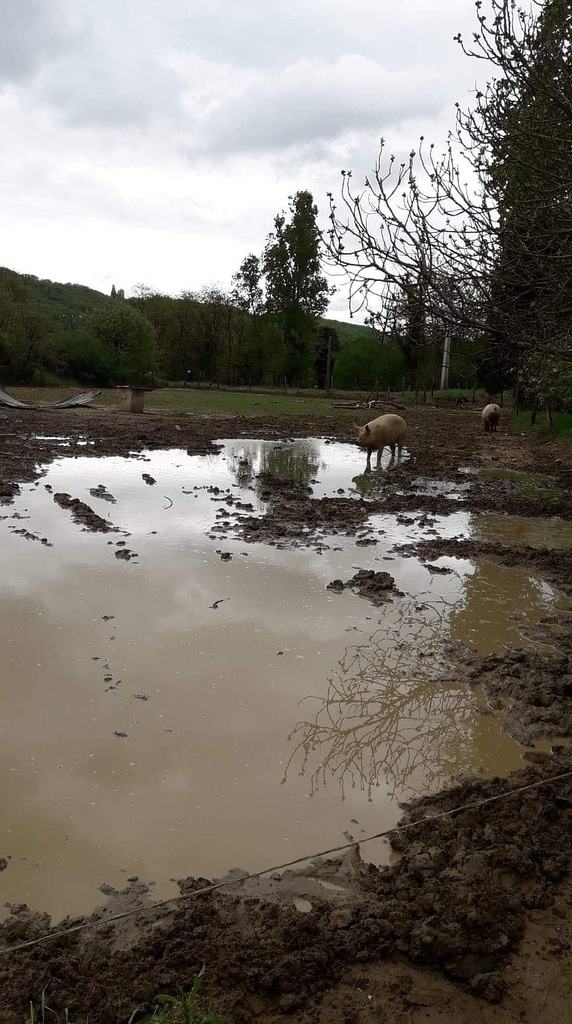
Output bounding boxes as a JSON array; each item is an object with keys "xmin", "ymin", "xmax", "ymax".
[{"xmin": 0, "ymin": 438, "xmax": 567, "ymax": 920}]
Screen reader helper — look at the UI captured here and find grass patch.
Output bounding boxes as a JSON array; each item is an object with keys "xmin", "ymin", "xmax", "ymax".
[
  {"xmin": 26, "ymin": 991, "xmax": 73, "ymax": 1024},
  {"xmin": 9, "ymin": 386, "xmax": 372, "ymax": 421},
  {"xmin": 515, "ymin": 410, "xmax": 572, "ymax": 441},
  {"xmin": 9, "ymin": 383, "xmax": 489, "ymax": 418},
  {"xmin": 26, "ymin": 969, "xmax": 225, "ymax": 1024}
]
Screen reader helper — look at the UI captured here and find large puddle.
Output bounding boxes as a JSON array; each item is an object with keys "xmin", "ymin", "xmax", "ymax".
[{"xmin": 0, "ymin": 439, "xmax": 565, "ymax": 920}]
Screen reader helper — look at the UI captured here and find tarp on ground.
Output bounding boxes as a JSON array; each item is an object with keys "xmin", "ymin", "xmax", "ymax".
[
  {"xmin": 53, "ymin": 390, "xmax": 102, "ymax": 408},
  {"xmin": 0, "ymin": 387, "xmax": 30, "ymax": 409}
]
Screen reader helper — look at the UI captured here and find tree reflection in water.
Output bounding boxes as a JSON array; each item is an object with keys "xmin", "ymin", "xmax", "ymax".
[
  {"xmin": 284, "ymin": 597, "xmax": 484, "ymax": 801},
  {"xmin": 227, "ymin": 440, "xmax": 322, "ymax": 491}
]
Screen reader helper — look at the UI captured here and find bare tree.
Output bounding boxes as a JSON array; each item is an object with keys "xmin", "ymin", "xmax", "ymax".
[{"xmin": 326, "ymin": 0, "xmax": 572, "ymax": 399}]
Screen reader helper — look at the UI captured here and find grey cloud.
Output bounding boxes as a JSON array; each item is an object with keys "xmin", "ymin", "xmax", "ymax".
[
  {"xmin": 36, "ymin": 51, "xmax": 183, "ymax": 129},
  {"xmin": 0, "ymin": 0, "xmax": 78, "ymax": 84},
  {"xmin": 166, "ymin": 0, "xmax": 474, "ymax": 73},
  {"xmin": 199, "ymin": 55, "xmax": 452, "ymax": 156}
]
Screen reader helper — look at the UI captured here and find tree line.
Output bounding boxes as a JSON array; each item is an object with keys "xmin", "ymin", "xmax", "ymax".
[{"xmin": 0, "ymin": 193, "xmax": 345, "ymax": 390}]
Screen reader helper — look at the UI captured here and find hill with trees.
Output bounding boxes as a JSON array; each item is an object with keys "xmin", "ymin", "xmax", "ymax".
[{"xmin": 0, "ymin": 191, "xmax": 421, "ymax": 392}]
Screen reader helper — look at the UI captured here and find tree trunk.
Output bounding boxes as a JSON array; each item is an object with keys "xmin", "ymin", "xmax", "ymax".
[{"xmin": 546, "ymin": 406, "xmax": 553, "ymax": 429}]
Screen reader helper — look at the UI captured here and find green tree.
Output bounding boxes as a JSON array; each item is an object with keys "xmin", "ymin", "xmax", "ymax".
[
  {"xmin": 263, "ymin": 191, "xmax": 330, "ymax": 386},
  {"xmin": 75, "ymin": 303, "xmax": 156, "ymax": 384},
  {"xmin": 232, "ymin": 254, "xmax": 274, "ymax": 385},
  {"xmin": 333, "ymin": 338, "xmax": 406, "ymax": 391}
]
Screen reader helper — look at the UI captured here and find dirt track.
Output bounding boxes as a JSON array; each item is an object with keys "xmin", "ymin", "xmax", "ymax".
[{"xmin": 1, "ymin": 401, "xmax": 572, "ymax": 1023}]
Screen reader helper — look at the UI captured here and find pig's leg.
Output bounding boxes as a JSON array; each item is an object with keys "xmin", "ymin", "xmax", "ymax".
[
  {"xmin": 397, "ymin": 442, "xmax": 403, "ymax": 459},
  {"xmin": 376, "ymin": 445, "xmax": 384, "ymax": 467},
  {"xmin": 366, "ymin": 447, "xmax": 372, "ymax": 470}
]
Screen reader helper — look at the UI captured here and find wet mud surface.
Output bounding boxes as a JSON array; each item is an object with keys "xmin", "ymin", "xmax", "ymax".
[
  {"xmin": 2, "ymin": 753, "xmax": 572, "ymax": 1022},
  {"xmin": 1, "ymin": 402, "xmax": 572, "ymax": 1021}
]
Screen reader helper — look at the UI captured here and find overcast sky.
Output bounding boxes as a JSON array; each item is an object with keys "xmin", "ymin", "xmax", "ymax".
[{"xmin": 0, "ymin": 0, "xmax": 481, "ymax": 318}]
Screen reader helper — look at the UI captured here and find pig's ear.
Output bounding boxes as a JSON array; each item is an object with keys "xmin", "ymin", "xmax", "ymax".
[{"xmin": 364, "ymin": 424, "xmax": 371, "ymax": 433}]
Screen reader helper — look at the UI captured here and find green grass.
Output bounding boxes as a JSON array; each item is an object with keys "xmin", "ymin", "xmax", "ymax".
[
  {"xmin": 25, "ymin": 969, "xmax": 225, "ymax": 1024},
  {"xmin": 8, "ymin": 386, "xmax": 372, "ymax": 421},
  {"xmin": 133, "ymin": 969, "xmax": 225, "ymax": 1023},
  {"xmin": 515, "ymin": 410, "xmax": 572, "ymax": 440},
  {"xmin": 397, "ymin": 387, "xmax": 488, "ymax": 401},
  {"xmin": 6, "ymin": 383, "xmax": 490, "ymax": 419},
  {"xmin": 26, "ymin": 990, "xmax": 73, "ymax": 1024}
]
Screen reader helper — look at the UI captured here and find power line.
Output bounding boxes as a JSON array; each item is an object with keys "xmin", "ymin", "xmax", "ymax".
[{"xmin": 2, "ymin": 767, "xmax": 571, "ymax": 958}]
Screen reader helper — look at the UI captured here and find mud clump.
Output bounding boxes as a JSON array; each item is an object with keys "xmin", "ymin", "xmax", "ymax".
[
  {"xmin": 328, "ymin": 569, "xmax": 400, "ymax": 605},
  {"xmin": 142, "ymin": 474, "xmax": 156, "ymax": 486},
  {"xmin": 0, "ymin": 480, "xmax": 20, "ymax": 503},
  {"xmin": 238, "ymin": 473, "xmax": 369, "ymax": 549},
  {"xmin": 115, "ymin": 548, "xmax": 138, "ymax": 561},
  {"xmin": 9, "ymin": 527, "xmax": 52, "ymax": 547},
  {"xmin": 257, "ymin": 471, "xmax": 310, "ymax": 499},
  {"xmin": 398, "ymin": 537, "xmax": 572, "ymax": 594},
  {"xmin": 53, "ymin": 493, "xmax": 117, "ymax": 533},
  {"xmin": 89, "ymin": 484, "xmax": 117, "ymax": 503},
  {"xmin": 463, "ymin": 649, "xmax": 572, "ymax": 744}
]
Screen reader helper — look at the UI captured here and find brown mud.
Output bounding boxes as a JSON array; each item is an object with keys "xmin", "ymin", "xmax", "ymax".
[
  {"xmin": 397, "ymin": 536, "xmax": 572, "ymax": 596},
  {"xmin": 2, "ymin": 754, "xmax": 572, "ymax": 1022},
  {"xmin": 327, "ymin": 569, "xmax": 400, "ymax": 605},
  {"xmin": 53, "ymin": 492, "xmax": 118, "ymax": 533},
  {"xmin": 1, "ymin": 401, "xmax": 572, "ymax": 1021}
]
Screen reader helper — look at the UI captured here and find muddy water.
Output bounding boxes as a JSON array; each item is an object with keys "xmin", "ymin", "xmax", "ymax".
[
  {"xmin": 472, "ymin": 512, "xmax": 572, "ymax": 549},
  {"xmin": 0, "ymin": 439, "xmax": 561, "ymax": 920}
]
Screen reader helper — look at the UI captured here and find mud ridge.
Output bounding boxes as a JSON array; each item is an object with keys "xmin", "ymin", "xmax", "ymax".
[{"xmin": 53, "ymin": 493, "xmax": 118, "ymax": 533}]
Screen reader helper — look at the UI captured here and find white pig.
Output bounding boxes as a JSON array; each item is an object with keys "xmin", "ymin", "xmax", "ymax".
[
  {"xmin": 482, "ymin": 403, "xmax": 501, "ymax": 432},
  {"xmin": 357, "ymin": 413, "xmax": 408, "ymax": 469}
]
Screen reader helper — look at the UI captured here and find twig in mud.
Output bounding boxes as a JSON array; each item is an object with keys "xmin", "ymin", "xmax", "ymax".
[
  {"xmin": 210, "ymin": 598, "xmax": 230, "ymax": 610},
  {"xmin": 163, "ymin": 496, "xmax": 173, "ymax": 510}
]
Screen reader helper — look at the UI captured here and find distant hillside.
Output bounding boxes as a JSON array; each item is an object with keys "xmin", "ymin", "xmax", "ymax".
[
  {"xmin": 1, "ymin": 269, "xmax": 366, "ymax": 340},
  {"xmin": 319, "ymin": 317, "xmax": 374, "ymax": 346},
  {"xmin": 0, "ymin": 267, "xmax": 109, "ymax": 319}
]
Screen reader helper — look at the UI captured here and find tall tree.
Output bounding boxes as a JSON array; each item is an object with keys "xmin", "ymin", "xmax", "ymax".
[
  {"xmin": 326, "ymin": 0, "xmax": 572, "ymax": 403},
  {"xmin": 76, "ymin": 304, "xmax": 156, "ymax": 383},
  {"xmin": 263, "ymin": 191, "xmax": 330, "ymax": 386}
]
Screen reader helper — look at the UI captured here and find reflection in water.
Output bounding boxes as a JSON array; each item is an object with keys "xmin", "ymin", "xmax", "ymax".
[
  {"xmin": 285, "ymin": 598, "xmax": 523, "ymax": 801},
  {"xmin": 227, "ymin": 440, "xmax": 322, "ymax": 490},
  {"xmin": 352, "ymin": 470, "xmax": 388, "ymax": 497},
  {"xmin": 352, "ymin": 452, "xmax": 407, "ymax": 496}
]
